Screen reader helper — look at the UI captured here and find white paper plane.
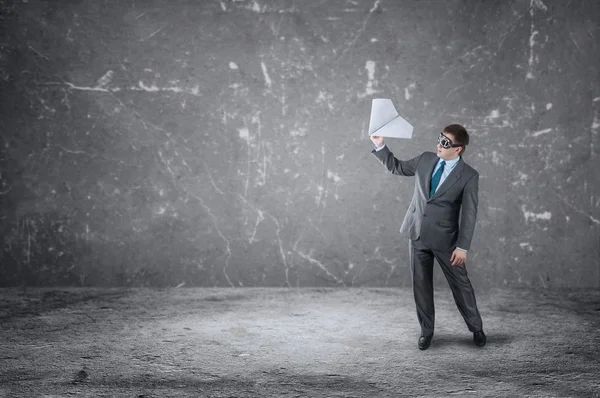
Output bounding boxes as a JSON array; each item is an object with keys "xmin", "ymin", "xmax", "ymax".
[{"xmin": 368, "ymin": 98, "xmax": 413, "ymax": 139}]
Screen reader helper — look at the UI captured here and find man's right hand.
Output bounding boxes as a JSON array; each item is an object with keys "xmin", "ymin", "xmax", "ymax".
[{"xmin": 370, "ymin": 135, "xmax": 384, "ymax": 149}]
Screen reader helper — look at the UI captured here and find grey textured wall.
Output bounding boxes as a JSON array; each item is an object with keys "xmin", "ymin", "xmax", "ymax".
[{"xmin": 1, "ymin": 0, "xmax": 599, "ymax": 288}]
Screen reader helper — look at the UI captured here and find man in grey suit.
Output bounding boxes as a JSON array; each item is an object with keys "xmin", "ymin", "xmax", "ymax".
[{"xmin": 370, "ymin": 124, "xmax": 486, "ymax": 350}]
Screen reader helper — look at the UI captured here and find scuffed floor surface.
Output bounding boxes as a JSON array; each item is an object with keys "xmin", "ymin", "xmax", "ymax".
[{"xmin": 1, "ymin": 287, "xmax": 599, "ymax": 397}]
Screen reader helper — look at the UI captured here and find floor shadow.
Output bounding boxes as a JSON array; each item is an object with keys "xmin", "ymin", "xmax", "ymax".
[{"xmin": 431, "ymin": 332, "xmax": 514, "ymax": 347}]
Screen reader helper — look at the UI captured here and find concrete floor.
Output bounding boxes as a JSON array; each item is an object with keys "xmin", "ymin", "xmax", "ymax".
[{"xmin": 1, "ymin": 287, "xmax": 599, "ymax": 397}]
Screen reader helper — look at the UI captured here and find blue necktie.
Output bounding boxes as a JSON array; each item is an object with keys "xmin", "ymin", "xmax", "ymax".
[{"xmin": 430, "ymin": 161, "xmax": 445, "ymax": 197}]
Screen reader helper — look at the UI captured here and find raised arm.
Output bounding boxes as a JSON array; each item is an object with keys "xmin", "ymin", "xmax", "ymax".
[{"xmin": 370, "ymin": 136, "xmax": 421, "ymax": 176}]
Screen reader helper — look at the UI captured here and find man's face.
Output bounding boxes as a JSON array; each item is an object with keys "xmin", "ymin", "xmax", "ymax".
[{"xmin": 437, "ymin": 132, "xmax": 461, "ymax": 160}]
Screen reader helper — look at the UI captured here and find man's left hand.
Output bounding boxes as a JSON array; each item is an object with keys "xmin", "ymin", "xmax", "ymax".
[{"xmin": 450, "ymin": 249, "xmax": 467, "ymax": 266}]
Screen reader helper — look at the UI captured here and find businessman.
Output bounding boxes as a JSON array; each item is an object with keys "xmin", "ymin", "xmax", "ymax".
[{"xmin": 370, "ymin": 124, "xmax": 485, "ymax": 350}]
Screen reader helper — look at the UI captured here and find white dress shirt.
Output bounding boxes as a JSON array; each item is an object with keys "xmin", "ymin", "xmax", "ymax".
[{"xmin": 431, "ymin": 156, "xmax": 460, "ymax": 195}]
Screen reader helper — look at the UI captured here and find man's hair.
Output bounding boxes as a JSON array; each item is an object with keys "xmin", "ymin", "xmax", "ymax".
[{"xmin": 443, "ymin": 124, "xmax": 469, "ymax": 156}]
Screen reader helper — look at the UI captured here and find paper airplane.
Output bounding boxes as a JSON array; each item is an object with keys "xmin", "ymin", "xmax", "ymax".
[{"xmin": 368, "ymin": 98, "xmax": 413, "ymax": 139}]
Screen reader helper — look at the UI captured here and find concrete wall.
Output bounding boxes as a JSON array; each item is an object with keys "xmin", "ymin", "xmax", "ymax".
[{"xmin": 1, "ymin": 0, "xmax": 599, "ymax": 288}]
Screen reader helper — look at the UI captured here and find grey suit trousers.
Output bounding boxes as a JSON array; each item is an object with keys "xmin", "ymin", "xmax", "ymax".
[{"xmin": 409, "ymin": 237, "xmax": 483, "ymax": 336}]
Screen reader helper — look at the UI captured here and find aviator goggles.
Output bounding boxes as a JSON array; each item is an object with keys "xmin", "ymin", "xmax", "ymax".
[{"xmin": 438, "ymin": 132, "xmax": 463, "ymax": 149}]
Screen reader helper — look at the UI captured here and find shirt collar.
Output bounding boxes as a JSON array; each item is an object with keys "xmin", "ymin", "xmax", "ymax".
[{"xmin": 438, "ymin": 155, "xmax": 460, "ymax": 168}]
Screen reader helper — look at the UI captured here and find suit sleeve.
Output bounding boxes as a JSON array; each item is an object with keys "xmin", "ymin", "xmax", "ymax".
[
  {"xmin": 371, "ymin": 145, "xmax": 422, "ymax": 176},
  {"xmin": 456, "ymin": 173, "xmax": 479, "ymax": 250}
]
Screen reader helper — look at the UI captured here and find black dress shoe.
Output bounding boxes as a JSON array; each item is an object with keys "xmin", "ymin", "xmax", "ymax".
[
  {"xmin": 473, "ymin": 330, "xmax": 486, "ymax": 347},
  {"xmin": 418, "ymin": 335, "xmax": 432, "ymax": 350}
]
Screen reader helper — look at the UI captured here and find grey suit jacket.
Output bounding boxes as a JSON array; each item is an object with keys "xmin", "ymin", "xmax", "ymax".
[{"xmin": 372, "ymin": 146, "xmax": 479, "ymax": 252}]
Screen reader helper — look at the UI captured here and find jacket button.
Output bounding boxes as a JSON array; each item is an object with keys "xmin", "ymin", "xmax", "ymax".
[{"xmin": 423, "ymin": 214, "xmax": 427, "ymax": 217}]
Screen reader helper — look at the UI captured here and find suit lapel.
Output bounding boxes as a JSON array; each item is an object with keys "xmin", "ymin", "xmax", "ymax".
[
  {"xmin": 428, "ymin": 158, "xmax": 464, "ymax": 201},
  {"xmin": 424, "ymin": 156, "xmax": 439, "ymax": 199}
]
